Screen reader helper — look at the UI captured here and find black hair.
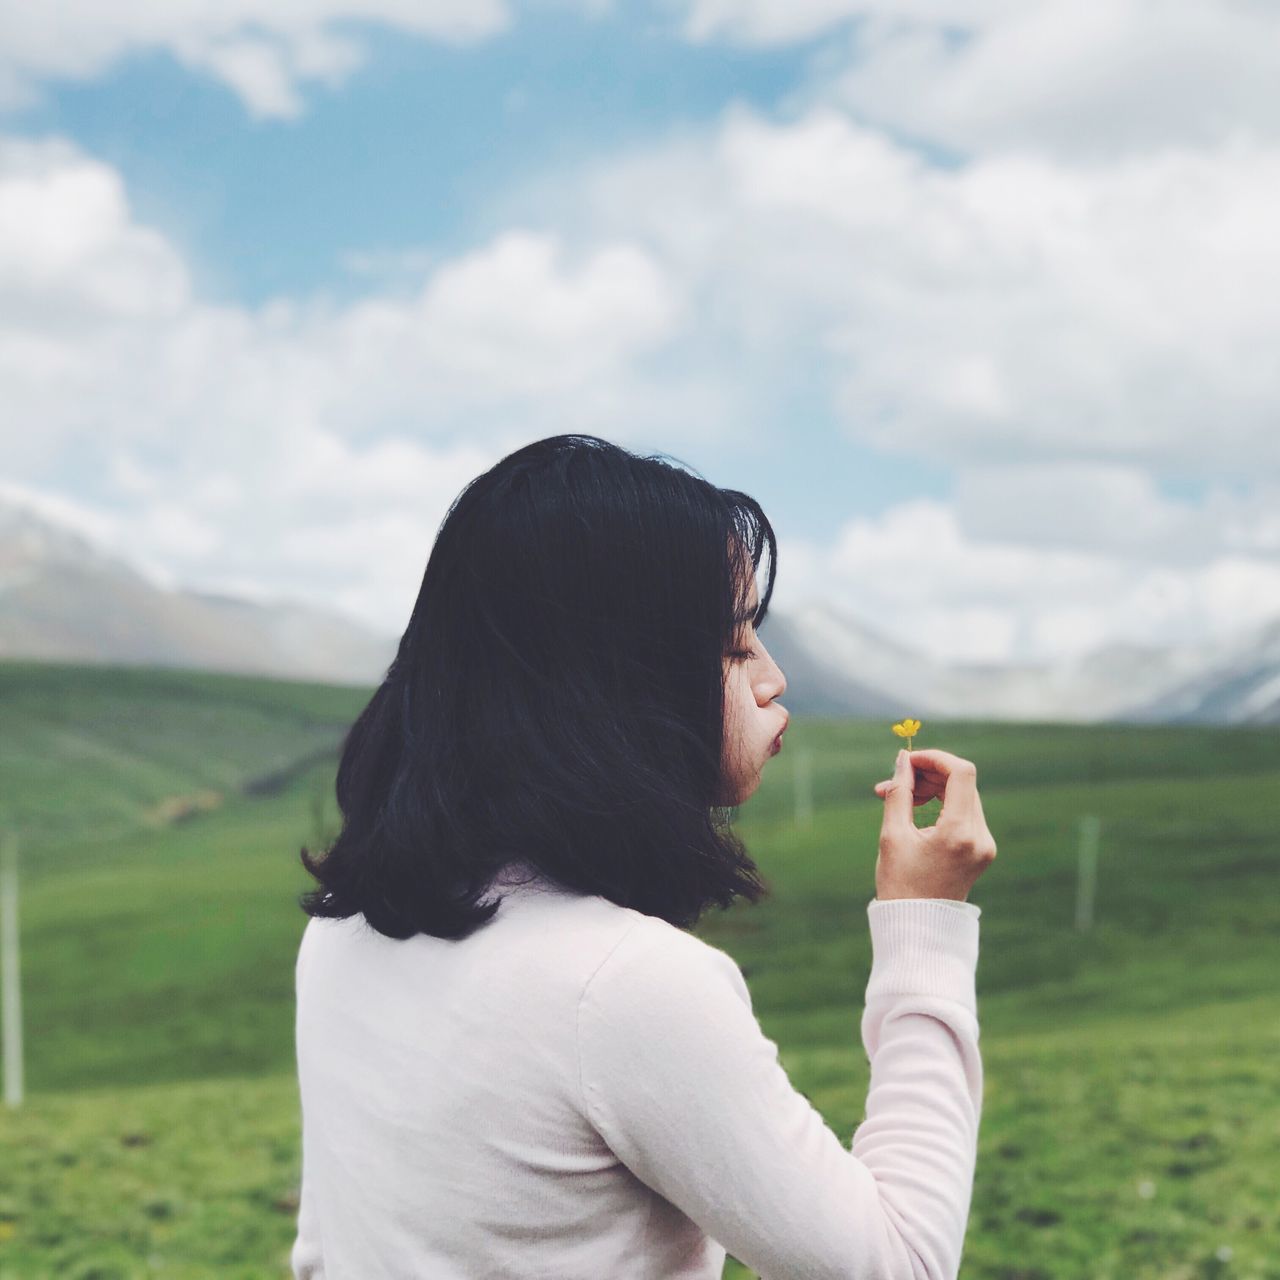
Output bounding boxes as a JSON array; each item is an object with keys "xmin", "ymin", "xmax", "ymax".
[{"xmin": 299, "ymin": 433, "xmax": 777, "ymax": 939}]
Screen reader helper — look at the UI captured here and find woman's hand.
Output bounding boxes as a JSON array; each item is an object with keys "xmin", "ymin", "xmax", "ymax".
[{"xmin": 871, "ymin": 748, "xmax": 997, "ymax": 902}]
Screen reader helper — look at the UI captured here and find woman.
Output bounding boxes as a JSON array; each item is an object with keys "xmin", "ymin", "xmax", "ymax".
[{"xmin": 290, "ymin": 433, "xmax": 997, "ymax": 1279}]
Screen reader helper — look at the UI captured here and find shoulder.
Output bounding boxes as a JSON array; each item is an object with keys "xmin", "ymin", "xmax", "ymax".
[
  {"xmin": 294, "ymin": 911, "xmax": 373, "ymax": 979},
  {"xmin": 573, "ymin": 914, "xmax": 769, "ymax": 1131},
  {"xmin": 498, "ymin": 888, "xmax": 751, "ymax": 1010},
  {"xmin": 578, "ymin": 910, "xmax": 753, "ymax": 1017}
]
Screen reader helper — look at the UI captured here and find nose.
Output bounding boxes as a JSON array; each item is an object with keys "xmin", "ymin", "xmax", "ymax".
[{"xmin": 757, "ymin": 643, "xmax": 786, "ymax": 703}]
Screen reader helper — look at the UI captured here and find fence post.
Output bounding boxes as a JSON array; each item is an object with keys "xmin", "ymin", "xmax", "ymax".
[
  {"xmin": 1075, "ymin": 815, "xmax": 1101, "ymax": 933},
  {"xmin": 2, "ymin": 832, "xmax": 22, "ymax": 1108},
  {"xmin": 794, "ymin": 747, "xmax": 813, "ymax": 829}
]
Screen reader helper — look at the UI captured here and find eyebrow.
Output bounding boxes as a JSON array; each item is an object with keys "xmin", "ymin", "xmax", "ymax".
[{"xmin": 734, "ymin": 604, "xmax": 761, "ymax": 626}]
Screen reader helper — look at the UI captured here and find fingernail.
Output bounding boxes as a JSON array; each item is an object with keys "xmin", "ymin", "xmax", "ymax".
[{"xmin": 897, "ymin": 749, "xmax": 907, "ymax": 765}]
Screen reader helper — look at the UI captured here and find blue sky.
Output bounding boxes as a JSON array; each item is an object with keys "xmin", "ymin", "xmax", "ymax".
[
  {"xmin": 14, "ymin": 13, "xmax": 812, "ymax": 303},
  {"xmin": 4, "ymin": 7, "xmax": 953, "ymax": 542},
  {"xmin": 2, "ymin": 1, "xmax": 1278, "ymax": 660}
]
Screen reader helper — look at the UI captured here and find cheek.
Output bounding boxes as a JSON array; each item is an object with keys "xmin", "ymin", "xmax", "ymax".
[{"xmin": 723, "ymin": 675, "xmax": 753, "ymax": 738}]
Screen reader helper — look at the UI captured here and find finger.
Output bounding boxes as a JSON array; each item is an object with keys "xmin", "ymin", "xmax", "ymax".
[
  {"xmin": 878, "ymin": 749, "xmax": 918, "ymax": 837},
  {"xmin": 873, "ymin": 778, "xmax": 942, "ymax": 807},
  {"xmin": 875, "ymin": 758, "xmax": 946, "ymax": 794},
  {"xmin": 904, "ymin": 748, "xmax": 980, "ymax": 823}
]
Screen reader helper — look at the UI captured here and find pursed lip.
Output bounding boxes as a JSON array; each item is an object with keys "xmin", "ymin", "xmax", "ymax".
[{"xmin": 770, "ymin": 714, "xmax": 789, "ymax": 754}]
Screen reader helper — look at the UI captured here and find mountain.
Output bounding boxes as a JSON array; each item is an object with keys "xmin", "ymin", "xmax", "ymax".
[
  {"xmin": 0, "ymin": 499, "xmax": 395, "ymax": 685},
  {"xmin": 1118, "ymin": 616, "xmax": 1280, "ymax": 725},
  {"xmin": 761, "ymin": 601, "xmax": 1278, "ymax": 726},
  {"xmin": 3, "ymin": 496, "xmax": 1275, "ymax": 721},
  {"xmin": 754, "ymin": 609, "xmax": 914, "ymax": 718}
]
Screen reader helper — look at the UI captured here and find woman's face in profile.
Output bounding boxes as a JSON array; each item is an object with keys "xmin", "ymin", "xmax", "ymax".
[{"xmin": 720, "ymin": 582, "xmax": 788, "ymax": 807}]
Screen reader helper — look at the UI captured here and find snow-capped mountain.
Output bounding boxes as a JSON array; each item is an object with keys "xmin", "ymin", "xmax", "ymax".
[
  {"xmin": 2, "ymin": 495, "xmax": 1275, "ymax": 721},
  {"xmin": 1119, "ymin": 616, "xmax": 1280, "ymax": 724},
  {"xmin": 0, "ymin": 499, "xmax": 395, "ymax": 685},
  {"xmin": 760, "ymin": 601, "xmax": 1279, "ymax": 725}
]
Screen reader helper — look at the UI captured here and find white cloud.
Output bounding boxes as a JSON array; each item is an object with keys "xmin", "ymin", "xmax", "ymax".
[
  {"xmin": 0, "ymin": 136, "xmax": 694, "ymax": 632},
  {"xmin": 574, "ymin": 105, "xmax": 1280, "ymax": 479},
  {"xmin": 0, "ymin": 478, "xmax": 121, "ymax": 552},
  {"xmin": 339, "ymin": 246, "xmax": 441, "ymax": 286},
  {"xmin": 953, "ymin": 463, "xmax": 1280, "ymax": 564},
  {"xmin": 0, "ymin": 138, "xmax": 686, "ymax": 457},
  {"xmin": 678, "ymin": 1, "xmax": 1280, "ymax": 160},
  {"xmin": 1, "ymin": 436, "xmax": 499, "ymax": 629},
  {"xmin": 818, "ymin": 0, "xmax": 1280, "ymax": 160},
  {"xmin": 6, "ymin": 19, "xmax": 1280, "ymax": 664},
  {"xmin": 677, "ymin": 0, "xmax": 1004, "ymax": 46},
  {"xmin": 264, "ymin": 435, "xmax": 504, "ymax": 629},
  {"xmin": 0, "ymin": 137, "xmax": 190, "ymax": 322},
  {"xmin": 776, "ymin": 498, "xmax": 1280, "ymax": 664},
  {"xmin": 680, "ymin": 0, "xmax": 865, "ymax": 44},
  {"xmin": 0, "ymin": 0, "xmax": 510, "ymax": 119},
  {"xmin": 177, "ymin": 36, "xmax": 313, "ymax": 120}
]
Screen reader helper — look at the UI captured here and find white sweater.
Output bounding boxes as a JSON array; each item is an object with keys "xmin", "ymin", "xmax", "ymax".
[{"xmin": 291, "ymin": 860, "xmax": 983, "ymax": 1279}]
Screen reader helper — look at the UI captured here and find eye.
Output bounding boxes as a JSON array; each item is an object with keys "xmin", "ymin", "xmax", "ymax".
[{"xmin": 727, "ymin": 619, "xmax": 760, "ymax": 661}]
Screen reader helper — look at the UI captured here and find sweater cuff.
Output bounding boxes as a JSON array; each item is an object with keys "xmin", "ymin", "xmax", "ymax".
[{"xmin": 865, "ymin": 898, "xmax": 980, "ymax": 1012}]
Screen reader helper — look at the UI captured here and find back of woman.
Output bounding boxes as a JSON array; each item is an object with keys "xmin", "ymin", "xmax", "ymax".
[
  {"xmin": 290, "ymin": 434, "xmax": 997, "ymax": 1279},
  {"xmin": 294, "ymin": 871, "xmax": 720, "ymax": 1277}
]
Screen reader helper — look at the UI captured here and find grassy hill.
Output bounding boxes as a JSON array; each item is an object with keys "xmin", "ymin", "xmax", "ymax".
[
  {"xmin": 1, "ymin": 662, "xmax": 1278, "ymax": 1277},
  {"xmin": 0, "ymin": 661, "xmax": 367, "ymax": 882}
]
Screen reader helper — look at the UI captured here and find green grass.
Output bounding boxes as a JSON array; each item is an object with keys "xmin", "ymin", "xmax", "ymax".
[
  {"xmin": 0, "ymin": 1073, "xmax": 303, "ymax": 1279},
  {"xmin": 1, "ymin": 662, "xmax": 1278, "ymax": 1278},
  {"xmin": 0, "ymin": 661, "xmax": 366, "ymax": 881}
]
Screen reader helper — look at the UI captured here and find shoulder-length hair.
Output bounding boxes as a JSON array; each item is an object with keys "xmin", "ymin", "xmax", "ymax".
[{"xmin": 299, "ymin": 433, "xmax": 777, "ymax": 940}]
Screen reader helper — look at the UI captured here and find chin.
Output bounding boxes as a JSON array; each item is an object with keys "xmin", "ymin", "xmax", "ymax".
[
  {"xmin": 715, "ymin": 780, "xmax": 749, "ymax": 808},
  {"xmin": 716, "ymin": 757, "xmax": 767, "ymax": 807}
]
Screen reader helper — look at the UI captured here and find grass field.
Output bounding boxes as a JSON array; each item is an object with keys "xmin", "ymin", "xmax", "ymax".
[{"xmin": 1, "ymin": 661, "xmax": 1278, "ymax": 1278}]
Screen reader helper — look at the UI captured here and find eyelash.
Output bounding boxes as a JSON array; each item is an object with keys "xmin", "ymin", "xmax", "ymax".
[{"xmin": 728, "ymin": 617, "xmax": 761, "ymax": 662}]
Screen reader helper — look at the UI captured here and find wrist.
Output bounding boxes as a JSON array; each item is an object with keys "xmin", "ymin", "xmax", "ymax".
[
  {"xmin": 875, "ymin": 885, "xmax": 971, "ymax": 903},
  {"xmin": 865, "ymin": 898, "xmax": 981, "ymax": 1007}
]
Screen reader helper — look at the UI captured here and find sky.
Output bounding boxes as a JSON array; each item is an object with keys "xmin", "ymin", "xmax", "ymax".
[{"xmin": 2, "ymin": 0, "xmax": 1279, "ymax": 664}]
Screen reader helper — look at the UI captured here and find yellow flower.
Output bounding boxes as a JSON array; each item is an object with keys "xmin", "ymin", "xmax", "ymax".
[{"xmin": 891, "ymin": 718, "xmax": 922, "ymax": 750}]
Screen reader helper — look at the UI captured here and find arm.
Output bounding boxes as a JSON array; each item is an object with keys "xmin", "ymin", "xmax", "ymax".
[
  {"xmin": 291, "ymin": 924, "xmax": 326, "ymax": 1279},
  {"xmin": 576, "ymin": 898, "xmax": 982, "ymax": 1280},
  {"xmin": 290, "ymin": 1163, "xmax": 326, "ymax": 1280},
  {"xmin": 854, "ymin": 899, "xmax": 983, "ymax": 1277}
]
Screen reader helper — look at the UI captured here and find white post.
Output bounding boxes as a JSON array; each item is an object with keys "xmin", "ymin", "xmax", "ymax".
[
  {"xmin": 794, "ymin": 747, "xmax": 813, "ymax": 829},
  {"xmin": 1, "ymin": 832, "xmax": 22, "ymax": 1107},
  {"xmin": 1075, "ymin": 815, "xmax": 1101, "ymax": 933}
]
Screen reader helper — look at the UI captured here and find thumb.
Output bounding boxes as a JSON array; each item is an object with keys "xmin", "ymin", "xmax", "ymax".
[{"xmin": 880, "ymin": 749, "xmax": 915, "ymax": 835}]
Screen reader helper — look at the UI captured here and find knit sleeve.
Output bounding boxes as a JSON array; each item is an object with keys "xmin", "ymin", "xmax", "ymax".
[
  {"xmin": 291, "ymin": 925, "xmax": 327, "ymax": 1280},
  {"xmin": 289, "ymin": 1164, "xmax": 326, "ymax": 1280},
  {"xmin": 575, "ymin": 899, "xmax": 983, "ymax": 1280}
]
